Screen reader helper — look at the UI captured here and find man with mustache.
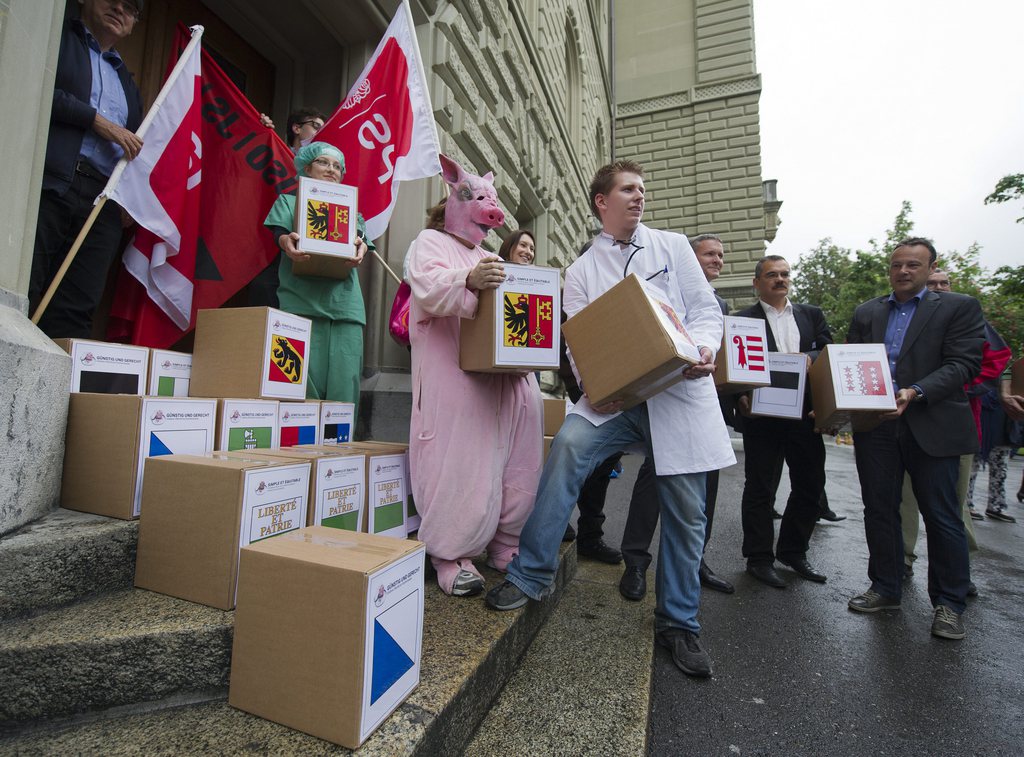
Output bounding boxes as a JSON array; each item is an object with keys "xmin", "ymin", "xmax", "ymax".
[{"xmin": 733, "ymin": 255, "xmax": 832, "ymax": 588}]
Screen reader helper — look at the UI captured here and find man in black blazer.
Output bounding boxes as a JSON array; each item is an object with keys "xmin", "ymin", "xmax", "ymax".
[
  {"xmin": 847, "ymin": 238, "xmax": 984, "ymax": 640},
  {"xmin": 734, "ymin": 255, "xmax": 832, "ymax": 588},
  {"xmin": 30, "ymin": 0, "xmax": 144, "ymax": 338}
]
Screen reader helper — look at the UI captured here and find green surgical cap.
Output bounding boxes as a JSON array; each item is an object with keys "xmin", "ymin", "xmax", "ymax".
[{"xmin": 295, "ymin": 142, "xmax": 345, "ymax": 176}]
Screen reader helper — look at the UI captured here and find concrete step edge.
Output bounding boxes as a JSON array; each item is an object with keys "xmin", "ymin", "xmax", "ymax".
[{"xmin": 0, "ymin": 508, "xmax": 138, "ymax": 620}]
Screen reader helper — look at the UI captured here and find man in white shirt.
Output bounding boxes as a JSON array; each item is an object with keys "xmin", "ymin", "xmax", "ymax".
[
  {"xmin": 733, "ymin": 256, "xmax": 832, "ymax": 588},
  {"xmin": 485, "ymin": 160, "xmax": 735, "ymax": 679}
]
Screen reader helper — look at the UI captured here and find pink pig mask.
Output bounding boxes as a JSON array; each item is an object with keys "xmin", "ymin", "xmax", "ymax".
[{"xmin": 439, "ymin": 154, "xmax": 505, "ymax": 247}]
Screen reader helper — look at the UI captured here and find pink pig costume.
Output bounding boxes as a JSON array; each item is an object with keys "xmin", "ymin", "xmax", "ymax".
[{"xmin": 407, "ymin": 156, "xmax": 543, "ymax": 596}]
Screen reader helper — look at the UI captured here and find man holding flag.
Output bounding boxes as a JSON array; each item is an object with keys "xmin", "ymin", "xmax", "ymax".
[{"xmin": 30, "ymin": 0, "xmax": 144, "ymax": 338}]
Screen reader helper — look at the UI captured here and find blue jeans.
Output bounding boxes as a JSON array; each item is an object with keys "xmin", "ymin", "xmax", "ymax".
[
  {"xmin": 506, "ymin": 405, "xmax": 707, "ymax": 633},
  {"xmin": 853, "ymin": 418, "xmax": 970, "ymax": 613}
]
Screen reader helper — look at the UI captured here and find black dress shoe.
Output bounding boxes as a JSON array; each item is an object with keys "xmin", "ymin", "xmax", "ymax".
[
  {"xmin": 619, "ymin": 566, "xmax": 647, "ymax": 601},
  {"xmin": 818, "ymin": 509, "xmax": 847, "ymax": 522},
  {"xmin": 577, "ymin": 539, "xmax": 622, "ymax": 564},
  {"xmin": 746, "ymin": 563, "xmax": 786, "ymax": 588},
  {"xmin": 699, "ymin": 560, "xmax": 735, "ymax": 594},
  {"xmin": 562, "ymin": 524, "xmax": 577, "ymax": 542},
  {"xmin": 778, "ymin": 556, "xmax": 827, "ymax": 583}
]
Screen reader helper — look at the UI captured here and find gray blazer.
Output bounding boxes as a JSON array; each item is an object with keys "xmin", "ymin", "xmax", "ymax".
[{"xmin": 847, "ymin": 290, "xmax": 984, "ymax": 457}]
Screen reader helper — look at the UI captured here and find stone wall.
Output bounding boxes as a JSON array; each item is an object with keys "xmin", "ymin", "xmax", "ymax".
[{"xmin": 614, "ymin": 0, "xmax": 768, "ymax": 306}]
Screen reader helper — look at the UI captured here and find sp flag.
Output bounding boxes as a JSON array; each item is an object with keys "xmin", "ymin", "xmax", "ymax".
[{"xmin": 313, "ymin": 0, "xmax": 441, "ymax": 241}]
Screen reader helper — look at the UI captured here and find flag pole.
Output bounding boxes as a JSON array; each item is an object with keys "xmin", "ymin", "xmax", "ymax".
[
  {"xmin": 31, "ymin": 25, "xmax": 205, "ymax": 327},
  {"xmin": 371, "ymin": 249, "xmax": 403, "ymax": 286},
  {"xmin": 30, "ymin": 198, "xmax": 108, "ymax": 324}
]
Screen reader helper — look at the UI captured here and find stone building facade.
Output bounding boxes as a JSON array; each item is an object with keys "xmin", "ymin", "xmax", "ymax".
[{"xmin": 615, "ymin": 0, "xmax": 778, "ymax": 305}]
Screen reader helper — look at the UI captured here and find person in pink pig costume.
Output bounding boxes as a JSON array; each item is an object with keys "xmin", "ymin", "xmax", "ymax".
[{"xmin": 406, "ymin": 154, "xmax": 544, "ymax": 597}]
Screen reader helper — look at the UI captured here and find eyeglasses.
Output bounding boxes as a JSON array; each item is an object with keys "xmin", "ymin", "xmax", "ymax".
[
  {"xmin": 100, "ymin": 0, "xmax": 141, "ymax": 20},
  {"xmin": 299, "ymin": 120, "xmax": 325, "ymax": 131},
  {"xmin": 311, "ymin": 158, "xmax": 343, "ymax": 172}
]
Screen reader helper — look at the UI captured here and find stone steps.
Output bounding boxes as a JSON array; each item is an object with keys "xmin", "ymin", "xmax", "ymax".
[
  {"xmin": 0, "ymin": 508, "xmax": 137, "ymax": 620},
  {"xmin": 0, "ymin": 588, "xmax": 234, "ymax": 727},
  {"xmin": 465, "ymin": 559, "xmax": 655, "ymax": 756},
  {"xmin": 0, "ymin": 546, "xmax": 577, "ymax": 753}
]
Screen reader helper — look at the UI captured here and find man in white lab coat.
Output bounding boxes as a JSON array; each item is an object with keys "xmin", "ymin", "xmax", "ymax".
[{"xmin": 485, "ymin": 160, "xmax": 735, "ymax": 678}]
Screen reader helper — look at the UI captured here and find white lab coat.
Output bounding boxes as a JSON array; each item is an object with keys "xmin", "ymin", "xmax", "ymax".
[{"xmin": 563, "ymin": 224, "xmax": 736, "ymax": 475}]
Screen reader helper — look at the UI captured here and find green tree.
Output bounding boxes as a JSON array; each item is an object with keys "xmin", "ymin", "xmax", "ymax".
[{"xmin": 984, "ymin": 173, "xmax": 1024, "ymax": 223}]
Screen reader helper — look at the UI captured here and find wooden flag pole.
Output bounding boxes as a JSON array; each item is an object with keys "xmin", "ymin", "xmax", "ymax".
[
  {"xmin": 371, "ymin": 249, "xmax": 403, "ymax": 286},
  {"xmin": 30, "ymin": 196, "xmax": 109, "ymax": 325}
]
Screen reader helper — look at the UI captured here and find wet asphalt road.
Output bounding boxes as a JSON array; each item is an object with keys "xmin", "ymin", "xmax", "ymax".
[{"xmin": 582, "ymin": 442, "xmax": 1024, "ymax": 757}]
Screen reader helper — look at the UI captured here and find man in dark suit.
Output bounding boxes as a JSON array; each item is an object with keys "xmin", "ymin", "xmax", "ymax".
[
  {"xmin": 618, "ymin": 233, "xmax": 735, "ymax": 601},
  {"xmin": 30, "ymin": 0, "xmax": 144, "ymax": 338},
  {"xmin": 846, "ymin": 238, "xmax": 984, "ymax": 640},
  {"xmin": 734, "ymin": 255, "xmax": 832, "ymax": 588}
]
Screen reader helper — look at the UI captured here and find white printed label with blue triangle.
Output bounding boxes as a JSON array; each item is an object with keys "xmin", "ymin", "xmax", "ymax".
[
  {"xmin": 134, "ymin": 398, "xmax": 216, "ymax": 517},
  {"xmin": 360, "ymin": 548, "xmax": 425, "ymax": 741}
]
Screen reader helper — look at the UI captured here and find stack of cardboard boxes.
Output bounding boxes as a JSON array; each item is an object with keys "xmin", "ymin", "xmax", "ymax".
[{"xmin": 54, "ymin": 306, "xmax": 423, "ymax": 747}]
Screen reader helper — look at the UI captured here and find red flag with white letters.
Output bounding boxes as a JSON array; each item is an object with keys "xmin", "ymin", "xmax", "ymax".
[{"xmin": 313, "ymin": 0, "xmax": 441, "ymax": 241}]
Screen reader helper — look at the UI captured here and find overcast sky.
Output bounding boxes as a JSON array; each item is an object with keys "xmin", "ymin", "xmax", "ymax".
[{"xmin": 753, "ymin": 0, "xmax": 1024, "ymax": 272}]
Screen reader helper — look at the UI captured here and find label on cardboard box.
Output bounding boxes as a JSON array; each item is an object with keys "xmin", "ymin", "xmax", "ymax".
[
  {"xmin": 751, "ymin": 352, "xmax": 807, "ymax": 419},
  {"xmin": 261, "ymin": 309, "xmax": 312, "ymax": 400},
  {"xmin": 638, "ymin": 278, "xmax": 701, "ymax": 362},
  {"xmin": 313, "ymin": 454, "xmax": 366, "ymax": 532},
  {"xmin": 295, "ymin": 177, "xmax": 359, "ymax": 257},
  {"xmin": 320, "ymin": 402, "xmax": 355, "ymax": 444},
  {"xmin": 721, "ymin": 316, "xmax": 769, "ymax": 384},
  {"xmin": 135, "ymin": 399, "xmax": 216, "ymax": 516},
  {"xmin": 279, "ymin": 401, "xmax": 322, "ymax": 447},
  {"xmin": 63, "ymin": 339, "xmax": 148, "ymax": 395},
  {"xmin": 368, "ymin": 454, "xmax": 408, "ymax": 538},
  {"xmin": 492, "ymin": 264, "xmax": 561, "ymax": 368},
  {"xmin": 360, "ymin": 550, "xmax": 424, "ymax": 741},
  {"xmin": 219, "ymin": 400, "xmax": 280, "ymax": 451},
  {"xmin": 148, "ymin": 350, "xmax": 192, "ymax": 396},
  {"xmin": 402, "ymin": 452, "xmax": 420, "ymax": 533},
  {"xmin": 827, "ymin": 345, "xmax": 895, "ymax": 409},
  {"xmin": 238, "ymin": 463, "xmax": 310, "ymax": 600}
]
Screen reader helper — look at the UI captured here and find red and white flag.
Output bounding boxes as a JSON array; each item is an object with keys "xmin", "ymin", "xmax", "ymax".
[
  {"xmin": 314, "ymin": 0, "xmax": 441, "ymax": 241},
  {"xmin": 101, "ymin": 26, "xmax": 204, "ymax": 330}
]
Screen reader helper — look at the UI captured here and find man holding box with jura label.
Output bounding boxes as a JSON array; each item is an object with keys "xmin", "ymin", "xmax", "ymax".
[
  {"xmin": 733, "ymin": 255, "xmax": 832, "ymax": 588},
  {"xmin": 486, "ymin": 160, "xmax": 735, "ymax": 679},
  {"xmin": 846, "ymin": 238, "xmax": 984, "ymax": 640}
]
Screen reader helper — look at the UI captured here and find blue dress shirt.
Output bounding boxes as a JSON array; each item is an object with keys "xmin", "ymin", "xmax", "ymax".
[
  {"xmin": 78, "ymin": 25, "xmax": 129, "ymax": 177},
  {"xmin": 884, "ymin": 286, "xmax": 928, "ymax": 392}
]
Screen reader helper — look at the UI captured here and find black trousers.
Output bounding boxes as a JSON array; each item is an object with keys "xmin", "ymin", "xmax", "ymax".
[
  {"xmin": 30, "ymin": 170, "xmax": 123, "ymax": 338},
  {"xmin": 740, "ymin": 417, "xmax": 825, "ymax": 565},
  {"xmin": 620, "ymin": 457, "xmax": 719, "ymax": 570},
  {"xmin": 575, "ymin": 452, "xmax": 623, "ymax": 545}
]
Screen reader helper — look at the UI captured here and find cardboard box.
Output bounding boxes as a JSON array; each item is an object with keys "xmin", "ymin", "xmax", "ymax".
[
  {"xmin": 278, "ymin": 401, "xmax": 322, "ymax": 447},
  {"xmin": 190, "ymin": 307, "xmax": 312, "ymax": 400},
  {"xmin": 543, "ymin": 435, "xmax": 554, "ymax": 463},
  {"xmin": 542, "ymin": 397, "xmax": 568, "ymax": 436},
  {"xmin": 54, "ymin": 338, "xmax": 148, "ymax": 395},
  {"xmin": 62, "ymin": 394, "xmax": 216, "ymax": 519},
  {"xmin": 229, "ymin": 527, "xmax": 425, "ymax": 748},
  {"xmin": 135, "ymin": 454, "xmax": 310, "ymax": 609},
  {"xmin": 308, "ymin": 442, "xmax": 411, "ymax": 538},
  {"xmin": 561, "ymin": 274, "xmax": 701, "ymax": 409},
  {"xmin": 809, "ymin": 344, "xmax": 897, "ymax": 429},
  {"xmin": 460, "ymin": 263, "xmax": 561, "ymax": 373},
  {"xmin": 750, "ymin": 352, "xmax": 807, "ymax": 419},
  {"xmin": 292, "ymin": 176, "xmax": 358, "ymax": 280},
  {"xmin": 216, "ymin": 399, "xmax": 280, "ymax": 451},
  {"xmin": 320, "ymin": 402, "xmax": 355, "ymax": 445},
  {"xmin": 230, "ymin": 447, "xmax": 367, "ymax": 532},
  {"xmin": 147, "ymin": 349, "xmax": 192, "ymax": 397},
  {"xmin": 1012, "ymin": 357, "xmax": 1024, "ymax": 397},
  {"xmin": 714, "ymin": 316, "xmax": 772, "ymax": 394}
]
